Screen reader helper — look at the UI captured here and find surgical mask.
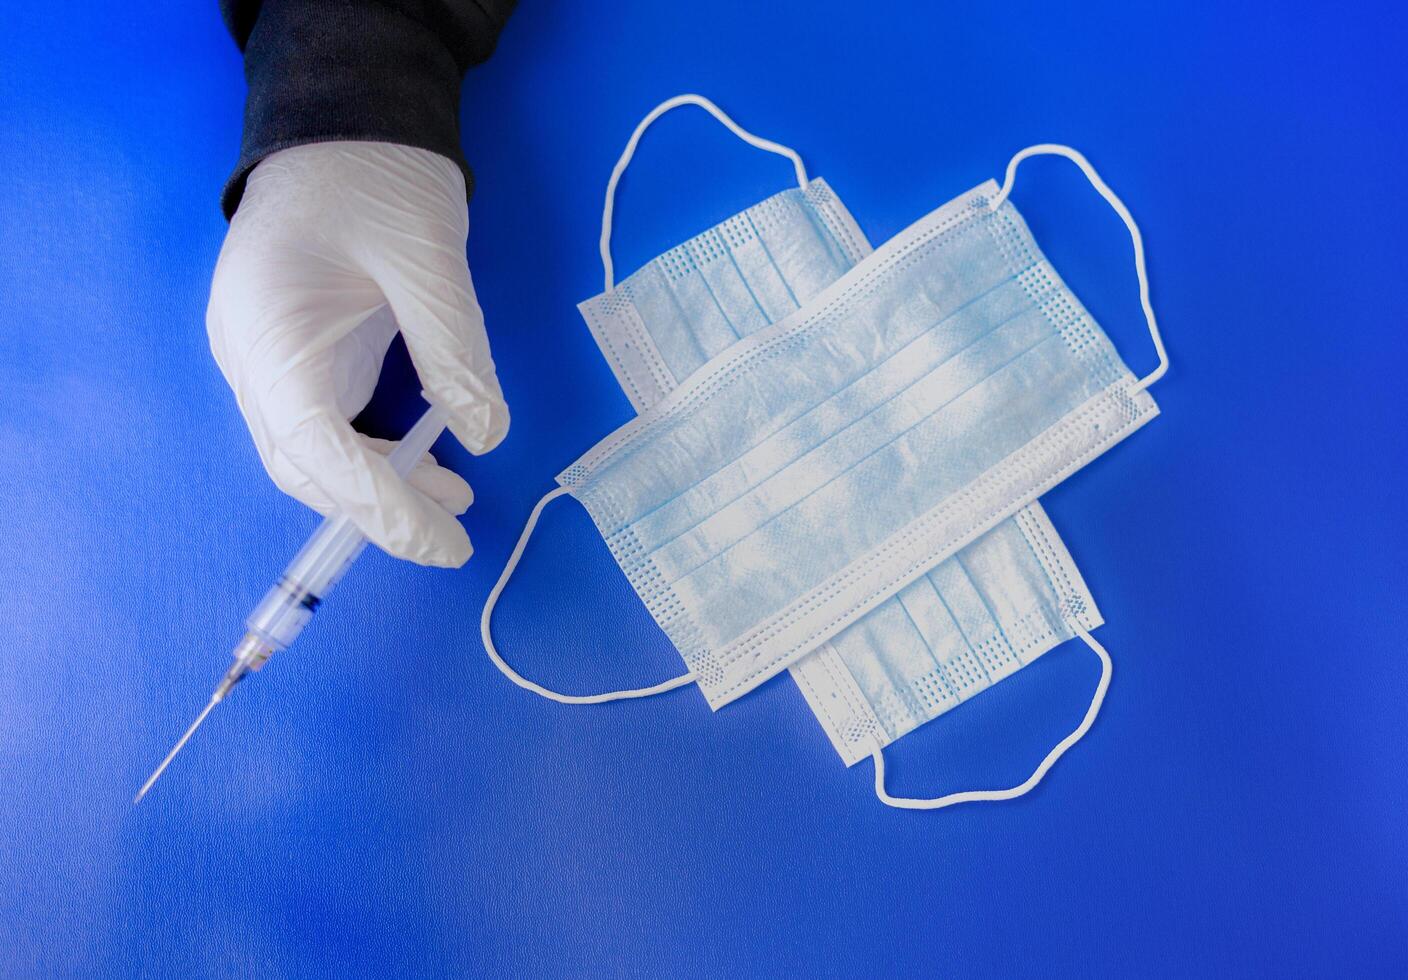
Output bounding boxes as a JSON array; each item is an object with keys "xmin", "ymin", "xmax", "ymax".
[
  {"xmin": 574, "ymin": 97, "xmax": 1109, "ymax": 775},
  {"xmin": 481, "ymin": 94, "xmax": 1169, "ymax": 808}
]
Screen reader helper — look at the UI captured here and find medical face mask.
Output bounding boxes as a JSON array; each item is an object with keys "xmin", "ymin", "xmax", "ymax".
[
  {"xmin": 573, "ymin": 100, "xmax": 1108, "ymax": 774},
  {"xmin": 481, "ymin": 94, "xmax": 1170, "ymax": 808}
]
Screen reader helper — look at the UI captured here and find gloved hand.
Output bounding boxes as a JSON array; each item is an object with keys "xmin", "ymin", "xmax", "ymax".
[{"xmin": 207, "ymin": 141, "xmax": 509, "ymax": 567}]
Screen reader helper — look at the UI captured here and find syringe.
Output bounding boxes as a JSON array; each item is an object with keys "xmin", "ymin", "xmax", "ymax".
[{"xmin": 134, "ymin": 403, "xmax": 450, "ymax": 803}]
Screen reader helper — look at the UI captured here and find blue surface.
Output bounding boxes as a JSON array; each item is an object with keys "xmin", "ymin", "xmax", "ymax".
[{"xmin": 2, "ymin": 2, "xmax": 1405, "ymax": 976}]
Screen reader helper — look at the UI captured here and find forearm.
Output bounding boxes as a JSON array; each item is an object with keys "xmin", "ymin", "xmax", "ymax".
[{"xmin": 219, "ymin": 0, "xmax": 515, "ymax": 218}]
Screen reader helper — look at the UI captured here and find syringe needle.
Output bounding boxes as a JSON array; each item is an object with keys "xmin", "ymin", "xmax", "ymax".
[
  {"xmin": 133, "ymin": 695, "xmax": 221, "ymax": 804},
  {"xmin": 132, "ymin": 406, "xmax": 448, "ymax": 799}
]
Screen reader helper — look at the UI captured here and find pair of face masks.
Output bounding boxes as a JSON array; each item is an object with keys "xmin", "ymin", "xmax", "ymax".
[{"xmin": 480, "ymin": 94, "xmax": 1168, "ymax": 809}]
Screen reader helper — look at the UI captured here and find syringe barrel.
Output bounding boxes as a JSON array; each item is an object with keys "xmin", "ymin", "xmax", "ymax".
[
  {"xmin": 244, "ymin": 515, "xmax": 367, "ymax": 650},
  {"xmin": 243, "ymin": 402, "xmax": 450, "ymax": 652}
]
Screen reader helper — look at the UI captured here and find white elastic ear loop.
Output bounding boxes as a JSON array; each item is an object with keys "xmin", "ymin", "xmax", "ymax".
[
  {"xmin": 872, "ymin": 623, "xmax": 1112, "ymax": 810},
  {"xmin": 479, "ymin": 486, "xmax": 695, "ymax": 703},
  {"xmin": 990, "ymin": 145, "xmax": 1169, "ymax": 390},
  {"xmin": 599, "ymin": 93, "xmax": 810, "ymax": 292}
]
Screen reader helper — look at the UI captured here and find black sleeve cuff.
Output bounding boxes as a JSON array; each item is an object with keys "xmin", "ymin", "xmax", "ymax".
[{"xmin": 222, "ymin": 0, "xmax": 476, "ymax": 219}]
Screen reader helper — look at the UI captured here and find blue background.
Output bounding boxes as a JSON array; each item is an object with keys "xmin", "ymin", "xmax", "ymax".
[{"xmin": 2, "ymin": 1, "xmax": 1405, "ymax": 976}]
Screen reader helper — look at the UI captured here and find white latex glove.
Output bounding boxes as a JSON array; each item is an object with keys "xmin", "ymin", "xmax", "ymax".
[{"xmin": 207, "ymin": 141, "xmax": 509, "ymax": 567}]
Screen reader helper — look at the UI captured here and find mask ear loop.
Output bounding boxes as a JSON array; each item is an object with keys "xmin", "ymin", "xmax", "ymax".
[
  {"xmin": 599, "ymin": 93, "xmax": 810, "ymax": 292},
  {"xmin": 483, "ymin": 96, "xmax": 804, "ymax": 705},
  {"xmin": 871, "ymin": 624, "xmax": 1112, "ymax": 810},
  {"xmin": 479, "ymin": 486, "xmax": 696, "ymax": 703},
  {"xmin": 990, "ymin": 145, "xmax": 1169, "ymax": 390}
]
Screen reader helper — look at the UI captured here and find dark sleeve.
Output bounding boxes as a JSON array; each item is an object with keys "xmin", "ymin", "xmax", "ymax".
[{"xmin": 219, "ymin": 0, "xmax": 516, "ymax": 218}]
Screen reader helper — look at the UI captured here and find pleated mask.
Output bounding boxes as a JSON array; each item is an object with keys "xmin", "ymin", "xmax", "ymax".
[{"xmin": 481, "ymin": 94, "xmax": 1169, "ymax": 809}]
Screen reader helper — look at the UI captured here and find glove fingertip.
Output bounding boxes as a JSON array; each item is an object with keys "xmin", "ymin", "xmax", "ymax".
[
  {"xmin": 405, "ymin": 463, "xmax": 473, "ymax": 515},
  {"xmin": 372, "ymin": 516, "xmax": 472, "ymax": 568},
  {"xmin": 441, "ymin": 488, "xmax": 473, "ymax": 518},
  {"xmin": 424, "ymin": 530, "xmax": 473, "ymax": 569},
  {"xmin": 446, "ymin": 403, "xmax": 510, "ymax": 456}
]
